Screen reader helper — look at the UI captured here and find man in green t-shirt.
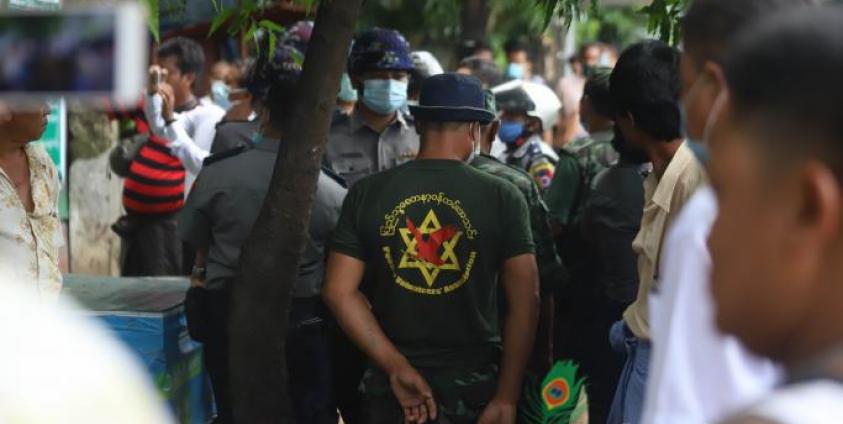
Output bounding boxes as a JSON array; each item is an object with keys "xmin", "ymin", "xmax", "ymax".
[{"xmin": 324, "ymin": 73, "xmax": 539, "ymax": 424}]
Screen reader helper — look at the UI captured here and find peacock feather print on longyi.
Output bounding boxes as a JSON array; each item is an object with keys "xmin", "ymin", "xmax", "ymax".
[{"xmin": 519, "ymin": 360, "xmax": 588, "ymax": 424}]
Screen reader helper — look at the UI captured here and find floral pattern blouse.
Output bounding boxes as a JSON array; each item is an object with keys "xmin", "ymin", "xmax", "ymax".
[{"xmin": 0, "ymin": 143, "xmax": 64, "ymax": 302}]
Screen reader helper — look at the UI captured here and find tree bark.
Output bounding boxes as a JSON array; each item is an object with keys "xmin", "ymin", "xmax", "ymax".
[
  {"xmin": 228, "ymin": 0, "xmax": 362, "ymax": 422},
  {"xmin": 461, "ymin": 0, "xmax": 489, "ymax": 43}
]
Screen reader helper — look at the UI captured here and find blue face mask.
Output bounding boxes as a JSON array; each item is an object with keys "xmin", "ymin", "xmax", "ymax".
[
  {"xmin": 250, "ymin": 130, "xmax": 264, "ymax": 146},
  {"xmin": 211, "ymin": 80, "xmax": 231, "ymax": 110},
  {"xmin": 338, "ymin": 73, "xmax": 358, "ymax": 103},
  {"xmin": 505, "ymin": 63, "xmax": 524, "ymax": 80},
  {"xmin": 362, "ymin": 79, "xmax": 408, "ymax": 115},
  {"xmin": 498, "ymin": 120, "xmax": 525, "ymax": 144}
]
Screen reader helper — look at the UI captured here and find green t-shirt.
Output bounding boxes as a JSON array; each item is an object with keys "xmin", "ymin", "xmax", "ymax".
[{"xmin": 331, "ymin": 159, "xmax": 535, "ymax": 368}]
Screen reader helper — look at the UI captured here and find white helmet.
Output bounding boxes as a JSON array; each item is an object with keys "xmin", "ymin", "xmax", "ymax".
[{"xmin": 491, "ymin": 80, "xmax": 562, "ymax": 131}]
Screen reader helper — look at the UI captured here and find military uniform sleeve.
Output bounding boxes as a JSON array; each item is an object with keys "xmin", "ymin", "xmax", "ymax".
[
  {"xmin": 329, "ymin": 182, "xmax": 367, "ymax": 260},
  {"xmin": 499, "ymin": 182, "xmax": 535, "ymax": 260},
  {"xmin": 526, "ymin": 184, "xmax": 568, "ymax": 293},
  {"xmin": 543, "ymin": 153, "xmax": 581, "ymax": 226},
  {"xmin": 527, "ymin": 155, "xmax": 556, "ymax": 191},
  {"xmin": 177, "ymin": 174, "xmax": 214, "ymax": 248}
]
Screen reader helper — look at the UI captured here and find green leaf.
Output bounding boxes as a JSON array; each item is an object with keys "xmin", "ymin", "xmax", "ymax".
[
  {"xmin": 208, "ymin": 0, "xmax": 219, "ymax": 13},
  {"xmin": 209, "ymin": 7, "xmax": 236, "ymax": 37},
  {"xmin": 268, "ymin": 31, "xmax": 278, "ymax": 60},
  {"xmin": 143, "ymin": 0, "xmax": 160, "ymax": 43},
  {"xmin": 258, "ymin": 19, "xmax": 285, "ymax": 33}
]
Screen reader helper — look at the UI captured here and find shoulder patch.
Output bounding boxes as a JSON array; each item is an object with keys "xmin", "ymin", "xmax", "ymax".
[{"xmin": 203, "ymin": 145, "xmax": 247, "ymax": 167}]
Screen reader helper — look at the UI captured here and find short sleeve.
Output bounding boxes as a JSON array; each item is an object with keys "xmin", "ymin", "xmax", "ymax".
[
  {"xmin": 329, "ymin": 183, "xmax": 366, "ymax": 260},
  {"xmin": 177, "ymin": 175, "xmax": 214, "ymax": 248},
  {"xmin": 544, "ymin": 154, "xmax": 581, "ymax": 225},
  {"xmin": 499, "ymin": 182, "xmax": 535, "ymax": 260}
]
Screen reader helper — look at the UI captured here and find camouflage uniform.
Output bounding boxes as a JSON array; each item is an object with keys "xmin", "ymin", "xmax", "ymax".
[
  {"xmin": 497, "ymin": 134, "xmax": 559, "ymax": 192},
  {"xmin": 471, "ymin": 153, "xmax": 567, "ymax": 293},
  {"xmin": 545, "ymin": 129, "xmax": 618, "ymax": 226},
  {"xmin": 360, "ymin": 363, "xmax": 499, "ymax": 424}
]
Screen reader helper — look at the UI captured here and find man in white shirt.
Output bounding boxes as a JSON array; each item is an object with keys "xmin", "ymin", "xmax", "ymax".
[
  {"xmin": 642, "ymin": 1, "xmax": 812, "ymax": 422},
  {"xmin": 145, "ymin": 37, "xmax": 225, "ymax": 194}
]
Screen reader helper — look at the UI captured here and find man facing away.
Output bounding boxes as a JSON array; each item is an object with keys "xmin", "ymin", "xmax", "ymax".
[
  {"xmin": 705, "ymin": 6, "xmax": 843, "ymax": 423},
  {"xmin": 323, "ymin": 73, "xmax": 539, "ymax": 424},
  {"xmin": 642, "ymin": 1, "xmax": 813, "ymax": 423},
  {"xmin": 606, "ymin": 40, "xmax": 706, "ymax": 424}
]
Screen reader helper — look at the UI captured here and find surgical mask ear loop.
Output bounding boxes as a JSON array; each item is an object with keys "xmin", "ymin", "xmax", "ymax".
[{"xmin": 702, "ymin": 90, "xmax": 728, "ymax": 144}]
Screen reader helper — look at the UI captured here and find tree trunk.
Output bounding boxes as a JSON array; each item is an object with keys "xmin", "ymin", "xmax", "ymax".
[
  {"xmin": 228, "ymin": 0, "xmax": 362, "ymax": 422},
  {"xmin": 461, "ymin": 0, "xmax": 489, "ymax": 43}
]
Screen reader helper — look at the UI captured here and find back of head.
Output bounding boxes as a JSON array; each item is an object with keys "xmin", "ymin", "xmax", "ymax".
[
  {"xmin": 610, "ymin": 40, "xmax": 681, "ymax": 141},
  {"xmin": 248, "ymin": 45, "xmax": 303, "ymax": 130},
  {"xmin": 683, "ymin": 0, "xmax": 816, "ymax": 64},
  {"xmin": 724, "ymin": 6, "xmax": 843, "ymax": 171},
  {"xmin": 458, "ymin": 56, "xmax": 503, "ymax": 88},
  {"xmin": 158, "ymin": 36, "xmax": 205, "ymax": 76},
  {"xmin": 505, "ymin": 37, "xmax": 529, "ymax": 56},
  {"xmin": 583, "ymin": 67, "xmax": 613, "ymax": 118}
]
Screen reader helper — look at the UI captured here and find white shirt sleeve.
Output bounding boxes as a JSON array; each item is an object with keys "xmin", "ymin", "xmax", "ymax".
[
  {"xmin": 143, "ymin": 93, "xmax": 167, "ymax": 136},
  {"xmin": 643, "ymin": 186, "xmax": 782, "ymax": 424},
  {"xmin": 164, "ymin": 119, "xmax": 208, "ymax": 175}
]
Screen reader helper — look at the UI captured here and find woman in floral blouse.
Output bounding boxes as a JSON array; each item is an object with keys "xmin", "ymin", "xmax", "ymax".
[{"xmin": 0, "ymin": 102, "xmax": 64, "ymax": 301}]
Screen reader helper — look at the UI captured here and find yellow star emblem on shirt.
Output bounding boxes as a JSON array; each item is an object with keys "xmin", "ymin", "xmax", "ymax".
[{"xmin": 398, "ymin": 209, "xmax": 462, "ymax": 287}]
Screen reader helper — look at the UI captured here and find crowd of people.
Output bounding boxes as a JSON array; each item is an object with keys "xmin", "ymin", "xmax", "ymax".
[{"xmin": 2, "ymin": 0, "xmax": 843, "ymax": 423}]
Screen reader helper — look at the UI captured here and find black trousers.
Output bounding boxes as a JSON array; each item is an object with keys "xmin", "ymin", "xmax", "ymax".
[
  {"xmin": 186, "ymin": 288, "xmax": 335, "ymax": 424},
  {"xmin": 115, "ymin": 213, "xmax": 183, "ymax": 277}
]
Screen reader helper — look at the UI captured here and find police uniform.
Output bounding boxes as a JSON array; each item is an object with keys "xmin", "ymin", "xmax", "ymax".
[
  {"xmin": 497, "ymin": 134, "xmax": 558, "ymax": 191},
  {"xmin": 325, "ymin": 110, "xmax": 419, "ymax": 186},
  {"xmin": 178, "ymin": 139, "xmax": 347, "ymax": 423}
]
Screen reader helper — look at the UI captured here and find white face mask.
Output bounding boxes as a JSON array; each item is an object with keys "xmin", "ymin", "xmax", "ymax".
[{"xmin": 465, "ymin": 124, "xmax": 482, "ymax": 164}]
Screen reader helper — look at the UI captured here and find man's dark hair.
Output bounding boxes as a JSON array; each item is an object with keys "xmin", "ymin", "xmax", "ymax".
[
  {"xmin": 611, "ymin": 126, "xmax": 649, "ymax": 165},
  {"xmin": 610, "ymin": 40, "xmax": 681, "ymax": 141},
  {"xmin": 682, "ymin": 0, "xmax": 815, "ymax": 65},
  {"xmin": 265, "ymin": 74, "xmax": 299, "ymax": 130},
  {"xmin": 584, "ymin": 67, "xmax": 613, "ymax": 118},
  {"xmin": 504, "ymin": 37, "xmax": 529, "ymax": 55},
  {"xmin": 458, "ymin": 56, "xmax": 502, "ymax": 87},
  {"xmin": 157, "ymin": 37, "xmax": 205, "ymax": 76},
  {"xmin": 723, "ymin": 6, "xmax": 843, "ymax": 174}
]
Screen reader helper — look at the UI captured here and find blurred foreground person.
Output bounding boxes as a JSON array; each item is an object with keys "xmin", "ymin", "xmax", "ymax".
[
  {"xmin": 0, "ymin": 102, "xmax": 64, "ymax": 302},
  {"xmin": 642, "ymin": 1, "xmax": 813, "ymax": 423},
  {"xmin": 179, "ymin": 49, "xmax": 346, "ymax": 424},
  {"xmin": 607, "ymin": 40, "xmax": 705, "ymax": 424},
  {"xmin": 0, "ymin": 268, "xmax": 173, "ymax": 423},
  {"xmin": 707, "ymin": 6, "xmax": 843, "ymax": 424},
  {"xmin": 323, "ymin": 74, "xmax": 539, "ymax": 424}
]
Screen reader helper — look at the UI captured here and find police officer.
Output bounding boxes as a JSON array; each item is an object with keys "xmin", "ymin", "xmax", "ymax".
[
  {"xmin": 178, "ymin": 49, "xmax": 346, "ymax": 424},
  {"xmin": 325, "ymin": 28, "xmax": 420, "ymax": 186},
  {"xmin": 323, "ymin": 73, "xmax": 539, "ymax": 424},
  {"xmin": 492, "ymin": 80, "xmax": 558, "ymax": 192},
  {"xmin": 471, "ymin": 91, "xmax": 566, "ymax": 373}
]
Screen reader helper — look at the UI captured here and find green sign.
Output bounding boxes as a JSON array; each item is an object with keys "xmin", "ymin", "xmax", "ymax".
[{"xmin": 34, "ymin": 98, "xmax": 68, "ymax": 219}]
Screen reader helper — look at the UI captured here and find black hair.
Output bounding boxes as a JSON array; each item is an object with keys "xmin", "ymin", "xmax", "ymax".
[
  {"xmin": 723, "ymin": 6, "xmax": 843, "ymax": 174},
  {"xmin": 457, "ymin": 56, "xmax": 502, "ymax": 88},
  {"xmin": 504, "ymin": 37, "xmax": 529, "ymax": 55},
  {"xmin": 583, "ymin": 67, "xmax": 613, "ymax": 118},
  {"xmin": 264, "ymin": 73, "xmax": 299, "ymax": 131},
  {"xmin": 682, "ymin": 0, "xmax": 815, "ymax": 65},
  {"xmin": 458, "ymin": 39, "xmax": 491, "ymax": 60},
  {"xmin": 610, "ymin": 40, "xmax": 681, "ymax": 141},
  {"xmin": 157, "ymin": 37, "xmax": 205, "ymax": 76}
]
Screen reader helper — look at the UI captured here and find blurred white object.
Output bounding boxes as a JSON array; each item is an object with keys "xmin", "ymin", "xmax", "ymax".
[
  {"xmin": 0, "ymin": 268, "xmax": 174, "ymax": 424},
  {"xmin": 411, "ymin": 51, "xmax": 445, "ymax": 78}
]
